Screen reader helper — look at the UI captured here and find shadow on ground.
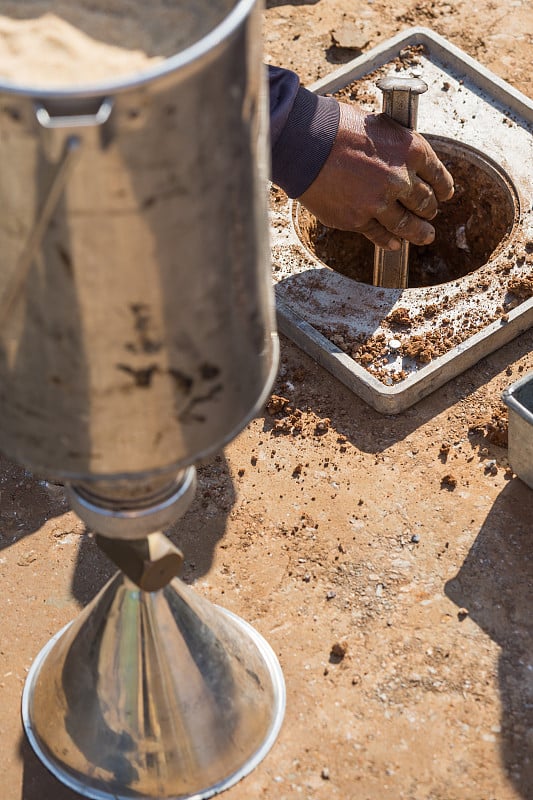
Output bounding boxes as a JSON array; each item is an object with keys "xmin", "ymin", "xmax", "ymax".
[
  {"xmin": 20, "ymin": 737, "xmax": 83, "ymax": 800},
  {"xmin": 0, "ymin": 458, "xmax": 68, "ymax": 552},
  {"xmin": 445, "ymin": 478, "xmax": 533, "ymax": 799},
  {"xmin": 269, "ymin": 328, "xmax": 533, "ymax": 455},
  {"xmin": 266, "ymin": 0, "xmax": 320, "ymax": 6}
]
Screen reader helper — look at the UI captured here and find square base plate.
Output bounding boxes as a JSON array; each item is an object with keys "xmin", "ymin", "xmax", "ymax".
[{"xmin": 271, "ymin": 27, "xmax": 533, "ymax": 413}]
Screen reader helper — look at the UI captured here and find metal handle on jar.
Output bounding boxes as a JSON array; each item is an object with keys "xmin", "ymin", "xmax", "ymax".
[{"xmin": 34, "ymin": 96, "xmax": 114, "ymax": 129}]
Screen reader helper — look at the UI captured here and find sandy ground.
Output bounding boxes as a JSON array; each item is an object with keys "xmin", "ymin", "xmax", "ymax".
[{"xmin": 1, "ymin": 1, "xmax": 532, "ymax": 799}]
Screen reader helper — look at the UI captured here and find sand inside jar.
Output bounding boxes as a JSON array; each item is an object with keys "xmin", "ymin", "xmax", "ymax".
[{"xmin": 0, "ymin": 0, "xmax": 233, "ymax": 87}]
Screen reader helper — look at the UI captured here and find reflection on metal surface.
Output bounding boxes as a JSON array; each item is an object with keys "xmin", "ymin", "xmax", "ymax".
[
  {"xmin": 23, "ymin": 573, "xmax": 286, "ymax": 800},
  {"xmin": 0, "ymin": 135, "xmax": 81, "ymax": 325},
  {"xmin": 373, "ymin": 241, "xmax": 411, "ymax": 290},
  {"xmin": 35, "ymin": 97, "xmax": 114, "ymax": 128},
  {"xmin": 502, "ymin": 372, "xmax": 533, "ymax": 490}
]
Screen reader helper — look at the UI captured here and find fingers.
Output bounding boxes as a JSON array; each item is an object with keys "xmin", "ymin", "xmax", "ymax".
[
  {"xmin": 414, "ymin": 136, "xmax": 455, "ymax": 202},
  {"xmin": 376, "ymin": 200, "xmax": 436, "ymax": 247},
  {"xmin": 399, "ymin": 176, "xmax": 439, "ymax": 220},
  {"xmin": 372, "ymin": 118, "xmax": 454, "ymax": 203},
  {"xmin": 296, "ymin": 106, "xmax": 454, "ymax": 249},
  {"xmin": 358, "ymin": 219, "xmax": 403, "ymax": 250}
]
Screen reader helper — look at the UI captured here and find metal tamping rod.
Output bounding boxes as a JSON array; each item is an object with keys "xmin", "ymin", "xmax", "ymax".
[{"xmin": 373, "ymin": 76, "xmax": 428, "ymax": 289}]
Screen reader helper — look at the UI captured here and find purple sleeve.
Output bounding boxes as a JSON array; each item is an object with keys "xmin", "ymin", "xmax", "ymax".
[{"xmin": 268, "ymin": 65, "xmax": 340, "ymax": 198}]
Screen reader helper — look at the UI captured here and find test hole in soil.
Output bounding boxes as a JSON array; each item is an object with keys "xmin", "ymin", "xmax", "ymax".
[{"xmin": 295, "ymin": 136, "xmax": 519, "ymax": 288}]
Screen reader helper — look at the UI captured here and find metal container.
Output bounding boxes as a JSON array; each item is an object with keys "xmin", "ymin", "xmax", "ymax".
[
  {"xmin": 502, "ymin": 372, "xmax": 533, "ymax": 490},
  {"xmin": 0, "ymin": 0, "xmax": 277, "ymax": 481}
]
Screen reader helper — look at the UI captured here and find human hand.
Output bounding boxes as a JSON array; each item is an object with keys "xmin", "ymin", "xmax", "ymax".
[{"xmin": 298, "ymin": 102, "xmax": 454, "ymax": 250}]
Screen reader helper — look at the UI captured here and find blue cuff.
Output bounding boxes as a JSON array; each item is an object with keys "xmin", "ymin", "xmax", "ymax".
[{"xmin": 271, "ymin": 86, "xmax": 340, "ymax": 198}]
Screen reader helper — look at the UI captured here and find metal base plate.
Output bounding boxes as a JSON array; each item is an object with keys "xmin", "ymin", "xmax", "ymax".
[{"xmin": 271, "ymin": 27, "xmax": 533, "ymax": 413}]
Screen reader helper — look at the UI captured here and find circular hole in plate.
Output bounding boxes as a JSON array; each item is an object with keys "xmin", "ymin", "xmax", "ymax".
[{"xmin": 294, "ymin": 136, "xmax": 520, "ymax": 288}]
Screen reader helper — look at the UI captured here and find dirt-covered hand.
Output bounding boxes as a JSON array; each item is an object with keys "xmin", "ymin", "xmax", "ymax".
[{"xmin": 298, "ymin": 102, "xmax": 455, "ymax": 250}]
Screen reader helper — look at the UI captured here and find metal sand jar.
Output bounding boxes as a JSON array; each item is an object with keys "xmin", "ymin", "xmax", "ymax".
[{"xmin": 0, "ymin": 0, "xmax": 277, "ymax": 487}]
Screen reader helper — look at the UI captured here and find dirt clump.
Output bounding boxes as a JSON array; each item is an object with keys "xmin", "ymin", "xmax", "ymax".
[
  {"xmin": 402, "ymin": 334, "xmax": 436, "ymax": 364},
  {"xmin": 507, "ymin": 275, "xmax": 533, "ymax": 301}
]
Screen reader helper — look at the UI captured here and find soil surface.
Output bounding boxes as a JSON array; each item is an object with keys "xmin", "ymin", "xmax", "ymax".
[{"xmin": 1, "ymin": 3, "xmax": 532, "ymax": 800}]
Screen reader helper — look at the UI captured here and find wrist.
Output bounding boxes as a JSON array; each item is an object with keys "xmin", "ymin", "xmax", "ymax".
[{"xmin": 271, "ymin": 88, "xmax": 340, "ymax": 198}]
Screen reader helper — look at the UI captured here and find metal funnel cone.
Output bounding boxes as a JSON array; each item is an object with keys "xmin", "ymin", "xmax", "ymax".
[{"xmin": 22, "ymin": 573, "xmax": 285, "ymax": 800}]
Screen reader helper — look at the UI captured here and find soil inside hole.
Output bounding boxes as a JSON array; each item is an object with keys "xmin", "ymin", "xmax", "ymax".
[{"xmin": 296, "ymin": 139, "xmax": 518, "ymax": 288}]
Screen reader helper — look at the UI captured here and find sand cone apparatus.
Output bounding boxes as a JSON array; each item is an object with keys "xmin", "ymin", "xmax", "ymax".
[
  {"xmin": 0, "ymin": 0, "xmax": 284, "ymax": 796},
  {"xmin": 22, "ymin": 472, "xmax": 285, "ymax": 799}
]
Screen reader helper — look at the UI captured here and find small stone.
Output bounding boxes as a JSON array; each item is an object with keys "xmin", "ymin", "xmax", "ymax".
[
  {"xmin": 321, "ymin": 767, "xmax": 330, "ymax": 780},
  {"xmin": 266, "ymin": 395, "xmax": 289, "ymax": 415},
  {"xmin": 330, "ymin": 21, "xmax": 370, "ymax": 50},
  {"xmin": 315, "ymin": 418, "xmax": 331, "ymax": 434},
  {"xmin": 458, "ymin": 607, "xmax": 469, "ymax": 620},
  {"xmin": 17, "ymin": 551, "xmax": 37, "ymax": 566},
  {"xmin": 326, "ymin": 590, "xmax": 336, "ymax": 600},
  {"xmin": 330, "ymin": 641, "xmax": 347, "ymax": 661}
]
